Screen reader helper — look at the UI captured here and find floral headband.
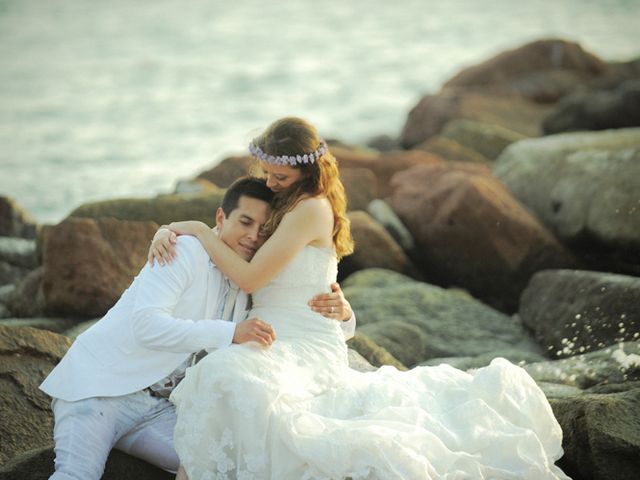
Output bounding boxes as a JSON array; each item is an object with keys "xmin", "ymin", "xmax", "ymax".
[{"xmin": 248, "ymin": 140, "xmax": 327, "ymax": 166}]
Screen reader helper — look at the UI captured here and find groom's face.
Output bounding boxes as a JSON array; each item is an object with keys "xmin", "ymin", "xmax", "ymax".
[{"xmin": 216, "ymin": 196, "xmax": 271, "ymax": 261}]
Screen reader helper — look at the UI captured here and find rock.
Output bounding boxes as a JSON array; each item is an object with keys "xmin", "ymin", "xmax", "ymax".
[
  {"xmin": 494, "ymin": 129, "xmax": 640, "ymax": 274},
  {"xmin": 195, "ymin": 155, "xmax": 256, "ymax": 188},
  {"xmin": 63, "ymin": 318, "xmax": 99, "ymax": 340},
  {"xmin": 69, "ymin": 190, "xmax": 225, "ymax": 226},
  {"xmin": 543, "ymin": 79, "xmax": 640, "ymax": 134},
  {"xmin": 388, "ymin": 162, "xmax": 575, "ymax": 311},
  {"xmin": 443, "ymin": 39, "xmax": 607, "ymax": 103},
  {"xmin": 524, "ymin": 341, "xmax": 640, "ymax": 389},
  {"xmin": 5, "ymin": 267, "xmax": 45, "ymax": 318},
  {"xmin": 332, "ymin": 146, "xmax": 444, "ymax": 197},
  {"xmin": 400, "ymin": 90, "xmax": 551, "ymax": 148},
  {"xmin": 0, "ymin": 446, "xmax": 173, "ymax": 480},
  {"xmin": 339, "ymin": 167, "xmax": 378, "ymax": 211},
  {"xmin": 0, "ymin": 262, "xmax": 30, "ymax": 287},
  {"xmin": 347, "ymin": 348, "xmax": 378, "ymax": 373},
  {"xmin": 420, "ymin": 348, "xmax": 547, "ymax": 370},
  {"xmin": 0, "ymin": 304, "xmax": 9, "ymax": 320},
  {"xmin": 339, "ymin": 211, "xmax": 417, "ymax": 281},
  {"xmin": 0, "ymin": 318, "xmax": 78, "ymax": 334},
  {"xmin": 550, "ymin": 383, "xmax": 640, "ymax": 480},
  {"xmin": 42, "ymin": 218, "xmax": 158, "ymax": 317},
  {"xmin": 0, "ymin": 196, "xmax": 37, "ymax": 239},
  {"xmin": 0, "ymin": 326, "xmax": 71, "ymax": 465},
  {"xmin": 0, "ymin": 238, "xmax": 37, "ymax": 269},
  {"xmin": 416, "ymin": 136, "xmax": 491, "ymax": 163},
  {"xmin": 173, "ymin": 178, "xmax": 220, "ymax": 194},
  {"xmin": 346, "ymin": 332, "xmax": 407, "ymax": 370},
  {"xmin": 366, "ymin": 134, "xmax": 400, "ymax": 152},
  {"xmin": 520, "ymin": 270, "xmax": 640, "ymax": 358},
  {"xmin": 440, "ymin": 119, "xmax": 526, "ymax": 160},
  {"xmin": 366, "ymin": 199, "xmax": 415, "ymax": 252},
  {"xmin": 0, "ymin": 285, "xmax": 14, "ymax": 303},
  {"xmin": 342, "ymin": 269, "xmax": 536, "ymax": 366}
]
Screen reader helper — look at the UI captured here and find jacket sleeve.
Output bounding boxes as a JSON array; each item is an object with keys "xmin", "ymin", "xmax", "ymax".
[
  {"xmin": 340, "ymin": 312, "xmax": 356, "ymax": 341},
  {"xmin": 130, "ymin": 237, "xmax": 235, "ymax": 353}
]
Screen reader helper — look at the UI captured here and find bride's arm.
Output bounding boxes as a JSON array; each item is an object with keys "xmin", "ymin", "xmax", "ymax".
[{"xmin": 170, "ymin": 198, "xmax": 332, "ymax": 293}]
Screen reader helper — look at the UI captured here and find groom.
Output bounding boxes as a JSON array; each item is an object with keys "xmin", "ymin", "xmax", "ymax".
[{"xmin": 40, "ymin": 177, "xmax": 356, "ymax": 480}]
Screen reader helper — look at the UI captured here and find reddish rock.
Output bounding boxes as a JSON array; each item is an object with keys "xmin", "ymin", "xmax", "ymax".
[
  {"xmin": 42, "ymin": 218, "xmax": 158, "ymax": 317},
  {"xmin": 339, "ymin": 168, "xmax": 378, "ymax": 211},
  {"xmin": 334, "ymin": 146, "xmax": 444, "ymax": 197},
  {"xmin": 339, "ymin": 211, "xmax": 417, "ymax": 281},
  {"xmin": 444, "ymin": 39, "xmax": 607, "ymax": 103},
  {"xmin": 388, "ymin": 163, "xmax": 576, "ymax": 311},
  {"xmin": 196, "ymin": 155, "xmax": 256, "ymax": 188},
  {"xmin": 416, "ymin": 136, "xmax": 490, "ymax": 164},
  {"xmin": 0, "ymin": 325, "xmax": 71, "ymax": 464}
]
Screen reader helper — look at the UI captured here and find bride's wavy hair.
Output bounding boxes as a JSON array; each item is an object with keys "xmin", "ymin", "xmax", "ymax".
[{"xmin": 251, "ymin": 117, "xmax": 354, "ymax": 259}]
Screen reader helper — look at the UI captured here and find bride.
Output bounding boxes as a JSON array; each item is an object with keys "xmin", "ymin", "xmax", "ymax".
[{"xmin": 150, "ymin": 117, "xmax": 570, "ymax": 479}]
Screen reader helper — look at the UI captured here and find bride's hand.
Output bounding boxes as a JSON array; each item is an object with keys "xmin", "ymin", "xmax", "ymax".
[{"xmin": 148, "ymin": 228, "xmax": 177, "ymax": 267}]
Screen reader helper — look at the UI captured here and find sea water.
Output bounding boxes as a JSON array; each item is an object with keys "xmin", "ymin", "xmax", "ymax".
[{"xmin": 1, "ymin": 0, "xmax": 638, "ymax": 223}]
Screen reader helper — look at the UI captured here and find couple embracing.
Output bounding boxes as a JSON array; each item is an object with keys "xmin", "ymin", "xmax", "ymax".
[{"xmin": 41, "ymin": 117, "xmax": 571, "ymax": 479}]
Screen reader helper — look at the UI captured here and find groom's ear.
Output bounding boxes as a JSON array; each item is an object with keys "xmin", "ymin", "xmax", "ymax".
[{"xmin": 215, "ymin": 207, "xmax": 226, "ymax": 229}]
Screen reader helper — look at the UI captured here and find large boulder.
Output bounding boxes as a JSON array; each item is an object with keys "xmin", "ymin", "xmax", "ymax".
[
  {"xmin": 388, "ymin": 162, "xmax": 575, "ymax": 311},
  {"xmin": 0, "ymin": 326, "xmax": 71, "ymax": 465},
  {"xmin": 69, "ymin": 190, "xmax": 225, "ymax": 226},
  {"xmin": 400, "ymin": 90, "xmax": 551, "ymax": 148},
  {"xmin": 0, "ymin": 196, "xmax": 37, "ymax": 240},
  {"xmin": 543, "ymin": 79, "xmax": 640, "ymax": 134},
  {"xmin": 5, "ymin": 267, "xmax": 45, "ymax": 318},
  {"xmin": 443, "ymin": 39, "xmax": 607, "ymax": 103},
  {"xmin": 416, "ymin": 136, "xmax": 491, "ymax": 163},
  {"xmin": 0, "ymin": 446, "xmax": 173, "ymax": 480},
  {"xmin": 550, "ymin": 383, "xmax": 640, "ymax": 480},
  {"xmin": 195, "ymin": 155, "xmax": 256, "ymax": 188},
  {"xmin": 520, "ymin": 270, "xmax": 640, "ymax": 358},
  {"xmin": 440, "ymin": 119, "xmax": 526, "ymax": 160},
  {"xmin": 346, "ymin": 332, "xmax": 407, "ymax": 371},
  {"xmin": 342, "ymin": 269, "xmax": 537, "ymax": 367},
  {"xmin": 42, "ymin": 218, "xmax": 158, "ymax": 317},
  {"xmin": 524, "ymin": 341, "xmax": 640, "ymax": 389},
  {"xmin": 0, "ymin": 238, "xmax": 37, "ymax": 270},
  {"xmin": 339, "ymin": 211, "xmax": 417, "ymax": 280},
  {"xmin": 333, "ymin": 146, "xmax": 444, "ymax": 197},
  {"xmin": 494, "ymin": 128, "xmax": 640, "ymax": 274},
  {"xmin": 366, "ymin": 199, "xmax": 415, "ymax": 253},
  {"xmin": 339, "ymin": 167, "xmax": 378, "ymax": 211}
]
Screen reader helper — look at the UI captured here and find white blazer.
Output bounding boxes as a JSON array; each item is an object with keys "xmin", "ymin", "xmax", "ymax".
[{"xmin": 40, "ymin": 236, "xmax": 248, "ymax": 401}]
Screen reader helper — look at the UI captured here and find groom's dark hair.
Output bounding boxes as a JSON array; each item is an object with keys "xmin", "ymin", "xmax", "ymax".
[{"xmin": 221, "ymin": 177, "xmax": 275, "ymax": 217}]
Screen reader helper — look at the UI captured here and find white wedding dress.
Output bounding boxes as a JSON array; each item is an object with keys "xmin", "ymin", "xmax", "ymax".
[{"xmin": 171, "ymin": 246, "xmax": 570, "ymax": 480}]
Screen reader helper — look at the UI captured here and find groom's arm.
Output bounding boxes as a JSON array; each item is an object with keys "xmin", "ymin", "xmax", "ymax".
[{"xmin": 130, "ymin": 236, "xmax": 236, "ymax": 353}]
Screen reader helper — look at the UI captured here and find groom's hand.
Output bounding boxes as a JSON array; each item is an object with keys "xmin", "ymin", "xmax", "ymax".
[
  {"xmin": 308, "ymin": 282, "xmax": 353, "ymax": 322},
  {"xmin": 233, "ymin": 318, "xmax": 276, "ymax": 347}
]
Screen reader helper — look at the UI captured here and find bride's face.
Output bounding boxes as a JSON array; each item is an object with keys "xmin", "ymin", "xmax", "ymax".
[{"xmin": 260, "ymin": 162, "xmax": 305, "ymax": 193}]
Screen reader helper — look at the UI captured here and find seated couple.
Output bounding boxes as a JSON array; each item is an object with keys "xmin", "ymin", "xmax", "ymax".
[{"xmin": 42, "ymin": 117, "xmax": 570, "ymax": 479}]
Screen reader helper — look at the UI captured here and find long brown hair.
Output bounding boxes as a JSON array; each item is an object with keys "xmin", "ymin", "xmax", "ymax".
[{"xmin": 252, "ymin": 117, "xmax": 354, "ymax": 259}]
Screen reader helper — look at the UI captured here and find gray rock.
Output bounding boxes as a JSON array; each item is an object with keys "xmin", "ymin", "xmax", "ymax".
[
  {"xmin": 366, "ymin": 199, "xmax": 415, "ymax": 252},
  {"xmin": 494, "ymin": 128, "xmax": 640, "ymax": 272},
  {"xmin": 0, "ymin": 261, "xmax": 30, "ymax": 287},
  {"xmin": 0, "ymin": 237, "xmax": 37, "ymax": 269},
  {"xmin": 441, "ymin": 119, "xmax": 526, "ymax": 160},
  {"xmin": 63, "ymin": 318, "xmax": 99, "ymax": 339},
  {"xmin": 0, "ymin": 284, "xmax": 15, "ymax": 303},
  {"xmin": 6, "ymin": 267, "xmax": 45, "ymax": 318},
  {"xmin": 543, "ymin": 79, "xmax": 640, "ymax": 134},
  {"xmin": 420, "ymin": 348, "xmax": 547, "ymax": 370},
  {"xmin": 0, "ymin": 304, "xmax": 9, "ymax": 320},
  {"xmin": 0, "ymin": 446, "xmax": 173, "ymax": 480},
  {"xmin": 0, "ymin": 196, "xmax": 37, "ymax": 239},
  {"xmin": 342, "ymin": 269, "xmax": 538, "ymax": 366},
  {"xmin": 347, "ymin": 348, "xmax": 378, "ymax": 372},
  {"xmin": 524, "ymin": 341, "xmax": 640, "ymax": 389},
  {"xmin": 550, "ymin": 383, "xmax": 640, "ymax": 480},
  {"xmin": 520, "ymin": 270, "xmax": 640, "ymax": 358}
]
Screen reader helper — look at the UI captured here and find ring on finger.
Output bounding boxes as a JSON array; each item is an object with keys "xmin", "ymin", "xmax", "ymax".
[{"xmin": 330, "ymin": 306, "xmax": 334, "ymax": 313}]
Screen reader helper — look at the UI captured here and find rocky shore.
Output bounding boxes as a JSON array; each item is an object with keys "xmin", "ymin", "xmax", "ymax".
[{"xmin": 1, "ymin": 39, "xmax": 639, "ymax": 480}]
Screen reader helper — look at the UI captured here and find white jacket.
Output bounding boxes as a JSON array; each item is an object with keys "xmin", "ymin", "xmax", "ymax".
[{"xmin": 40, "ymin": 236, "xmax": 356, "ymax": 401}]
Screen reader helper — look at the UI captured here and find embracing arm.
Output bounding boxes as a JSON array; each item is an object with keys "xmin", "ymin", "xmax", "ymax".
[
  {"xmin": 132, "ymin": 238, "xmax": 236, "ymax": 352},
  {"xmin": 169, "ymin": 198, "xmax": 332, "ymax": 293}
]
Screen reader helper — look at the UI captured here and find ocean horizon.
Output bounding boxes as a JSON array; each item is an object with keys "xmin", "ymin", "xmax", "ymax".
[{"xmin": 1, "ymin": 0, "xmax": 639, "ymax": 223}]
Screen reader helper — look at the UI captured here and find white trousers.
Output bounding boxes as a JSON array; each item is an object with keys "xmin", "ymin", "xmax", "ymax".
[{"xmin": 49, "ymin": 390, "xmax": 179, "ymax": 480}]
